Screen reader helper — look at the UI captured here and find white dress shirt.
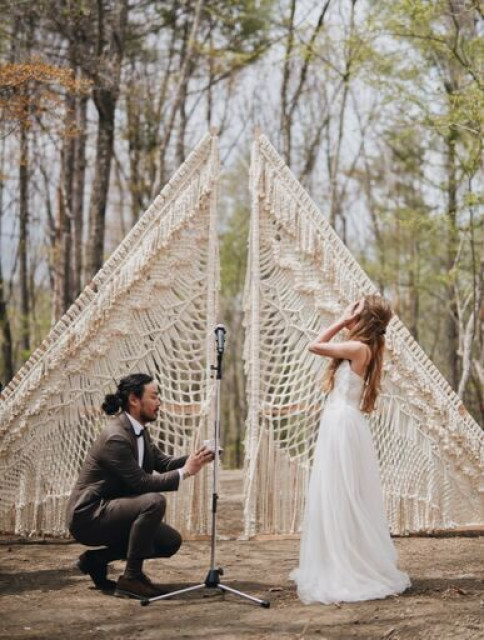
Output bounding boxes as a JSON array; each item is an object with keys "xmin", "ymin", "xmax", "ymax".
[
  {"xmin": 125, "ymin": 412, "xmax": 185, "ymax": 480},
  {"xmin": 125, "ymin": 412, "xmax": 145, "ymax": 467}
]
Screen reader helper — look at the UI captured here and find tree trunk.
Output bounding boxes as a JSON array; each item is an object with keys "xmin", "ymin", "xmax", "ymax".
[
  {"xmin": 62, "ymin": 92, "xmax": 75, "ymax": 311},
  {"xmin": 19, "ymin": 124, "xmax": 30, "ymax": 357},
  {"xmin": 287, "ymin": 1, "xmax": 331, "ymax": 172},
  {"xmin": 280, "ymin": 0, "xmax": 296, "ymax": 165},
  {"xmin": 0, "ymin": 266, "xmax": 13, "ymax": 386},
  {"xmin": 0, "ymin": 141, "xmax": 14, "ymax": 385},
  {"xmin": 206, "ymin": 26, "xmax": 214, "ymax": 127},
  {"xmin": 52, "ymin": 184, "xmax": 68, "ymax": 323},
  {"xmin": 86, "ymin": 91, "xmax": 116, "ymax": 280},
  {"xmin": 85, "ymin": 1, "xmax": 129, "ymax": 281},
  {"xmin": 156, "ymin": 0, "xmax": 205, "ymax": 192},
  {"xmin": 175, "ymin": 16, "xmax": 191, "ymax": 167},
  {"xmin": 329, "ymin": 1, "xmax": 357, "ymax": 229},
  {"xmin": 446, "ymin": 125, "xmax": 459, "ymax": 389},
  {"xmin": 72, "ymin": 91, "xmax": 88, "ymax": 296},
  {"xmin": 469, "ymin": 362, "xmax": 483, "ymax": 426},
  {"xmin": 175, "ymin": 76, "xmax": 188, "ymax": 167},
  {"xmin": 408, "ymin": 233, "xmax": 420, "ymax": 340},
  {"xmin": 126, "ymin": 89, "xmax": 143, "ymax": 227}
]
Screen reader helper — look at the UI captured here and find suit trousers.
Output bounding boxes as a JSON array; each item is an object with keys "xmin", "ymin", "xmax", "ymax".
[{"xmin": 71, "ymin": 493, "xmax": 182, "ymax": 561}]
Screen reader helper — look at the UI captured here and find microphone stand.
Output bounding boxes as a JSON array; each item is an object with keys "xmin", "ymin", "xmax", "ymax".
[{"xmin": 141, "ymin": 325, "xmax": 270, "ymax": 608}]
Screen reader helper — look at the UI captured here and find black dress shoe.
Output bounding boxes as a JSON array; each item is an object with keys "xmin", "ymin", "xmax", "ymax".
[
  {"xmin": 114, "ymin": 575, "xmax": 167, "ymax": 600},
  {"xmin": 76, "ymin": 551, "xmax": 116, "ymax": 590},
  {"xmin": 139, "ymin": 572, "xmax": 168, "ymax": 593}
]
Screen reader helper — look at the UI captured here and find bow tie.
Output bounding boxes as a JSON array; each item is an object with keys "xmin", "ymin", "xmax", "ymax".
[{"xmin": 135, "ymin": 430, "xmax": 144, "ymax": 438}]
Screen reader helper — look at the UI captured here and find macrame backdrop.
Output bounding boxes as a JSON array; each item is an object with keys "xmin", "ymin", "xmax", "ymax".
[
  {"xmin": 243, "ymin": 134, "xmax": 483, "ymax": 537},
  {"xmin": 0, "ymin": 132, "xmax": 220, "ymax": 537}
]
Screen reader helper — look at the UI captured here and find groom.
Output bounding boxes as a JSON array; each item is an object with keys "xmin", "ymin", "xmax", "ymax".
[{"xmin": 66, "ymin": 373, "xmax": 214, "ymax": 599}]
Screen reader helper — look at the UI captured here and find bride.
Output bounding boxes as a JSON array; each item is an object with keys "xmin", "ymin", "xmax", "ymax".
[{"xmin": 290, "ymin": 295, "xmax": 411, "ymax": 604}]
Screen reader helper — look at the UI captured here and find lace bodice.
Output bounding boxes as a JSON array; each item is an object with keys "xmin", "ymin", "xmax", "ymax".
[{"xmin": 327, "ymin": 360, "xmax": 364, "ymax": 409}]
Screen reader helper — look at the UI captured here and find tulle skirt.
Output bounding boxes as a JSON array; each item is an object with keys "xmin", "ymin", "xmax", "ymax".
[{"xmin": 290, "ymin": 400, "xmax": 411, "ymax": 604}]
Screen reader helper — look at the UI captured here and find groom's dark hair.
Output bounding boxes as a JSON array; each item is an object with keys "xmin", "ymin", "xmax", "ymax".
[{"xmin": 102, "ymin": 373, "xmax": 154, "ymax": 415}]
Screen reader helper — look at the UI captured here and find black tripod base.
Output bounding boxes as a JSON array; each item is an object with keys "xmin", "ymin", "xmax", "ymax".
[
  {"xmin": 140, "ymin": 567, "xmax": 270, "ymax": 608},
  {"xmin": 205, "ymin": 567, "xmax": 224, "ymax": 588}
]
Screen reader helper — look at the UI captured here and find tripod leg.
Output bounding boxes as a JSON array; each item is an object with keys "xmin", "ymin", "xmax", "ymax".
[
  {"xmin": 218, "ymin": 583, "xmax": 270, "ymax": 608},
  {"xmin": 141, "ymin": 583, "xmax": 207, "ymax": 606}
]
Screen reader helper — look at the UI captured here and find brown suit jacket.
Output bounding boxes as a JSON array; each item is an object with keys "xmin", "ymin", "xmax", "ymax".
[{"xmin": 66, "ymin": 412, "xmax": 187, "ymax": 533}]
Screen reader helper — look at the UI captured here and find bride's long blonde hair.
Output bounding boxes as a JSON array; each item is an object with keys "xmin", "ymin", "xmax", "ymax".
[{"xmin": 323, "ymin": 294, "xmax": 393, "ymax": 413}]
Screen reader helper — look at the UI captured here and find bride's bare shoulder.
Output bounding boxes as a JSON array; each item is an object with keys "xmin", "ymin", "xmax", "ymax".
[{"xmin": 343, "ymin": 340, "xmax": 371, "ymax": 359}]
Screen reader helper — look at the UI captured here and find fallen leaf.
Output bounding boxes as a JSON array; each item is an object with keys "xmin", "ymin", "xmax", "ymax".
[{"xmin": 442, "ymin": 586, "xmax": 468, "ymax": 598}]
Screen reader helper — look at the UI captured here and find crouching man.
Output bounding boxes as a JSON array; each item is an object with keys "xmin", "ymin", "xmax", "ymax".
[{"xmin": 66, "ymin": 373, "xmax": 213, "ymax": 599}]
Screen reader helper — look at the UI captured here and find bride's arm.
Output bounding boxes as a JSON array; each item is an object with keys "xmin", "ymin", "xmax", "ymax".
[
  {"xmin": 309, "ymin": 300, "xmax": 368, "ymax": 363},
  {"xmin": 311, "ymin": 317, "xmax": 347, "ymax": 346},
  {"xmin": 309, "ymin": 338, "xmax": 367, "ymax": 362}
]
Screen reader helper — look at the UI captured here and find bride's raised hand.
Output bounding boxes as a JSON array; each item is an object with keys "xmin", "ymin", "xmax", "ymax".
[{"xmin": 342, "ymin": 299, "xmax": 365, "ymax": 326}]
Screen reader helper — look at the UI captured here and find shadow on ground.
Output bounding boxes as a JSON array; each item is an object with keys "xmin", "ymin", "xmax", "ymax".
[{"xmin": 0, "ymin": 471, "xmax": 482, "ymax": 639}]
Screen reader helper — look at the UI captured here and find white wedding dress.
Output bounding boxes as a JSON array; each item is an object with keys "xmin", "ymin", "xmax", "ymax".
[{"xmin": 290, "ymin": 360, "xmax": 410, "ymax": 604}]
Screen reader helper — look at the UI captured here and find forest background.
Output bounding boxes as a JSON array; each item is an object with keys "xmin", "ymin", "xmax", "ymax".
[{"xmin": 0, "ymin": 0, "xmax": 482, "ymax": 466}]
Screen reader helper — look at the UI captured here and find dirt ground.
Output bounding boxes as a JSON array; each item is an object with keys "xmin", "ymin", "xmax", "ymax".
[{"xmin": 0, "ymin": 471, "xmax": 482, "ymax": 640}]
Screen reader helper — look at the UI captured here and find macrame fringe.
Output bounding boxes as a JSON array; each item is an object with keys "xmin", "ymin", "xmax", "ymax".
[
  {"xmin": 243, "ymin": 133, "xmax": 483, "ymax": 537},
  {"xmin": 0, "ymin": 133, "xmax": 220, "ymax": 538}
]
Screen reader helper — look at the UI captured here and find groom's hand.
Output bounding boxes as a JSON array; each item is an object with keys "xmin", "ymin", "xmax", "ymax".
[
  {"xmin": 182, "ymin": 446, "xmax": 214, "ymax": 477},
  {"xmin": 197, "ymin": 445, "xmax": 215, "ymax": 463}
]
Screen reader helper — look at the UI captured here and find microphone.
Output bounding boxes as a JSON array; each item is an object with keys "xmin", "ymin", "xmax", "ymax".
[{"xmin": 214, "ymin": 324, "xmax": 226, "ymax": 354}]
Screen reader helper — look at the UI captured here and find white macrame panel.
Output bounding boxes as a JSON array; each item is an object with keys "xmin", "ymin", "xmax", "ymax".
[
  {"xmin": 0, "ymin": 132, "xmax": 220, "ymax": 537},
  {"xmin": 243, "ymin": 134, "xmax": 483, "ymax": 537}
]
